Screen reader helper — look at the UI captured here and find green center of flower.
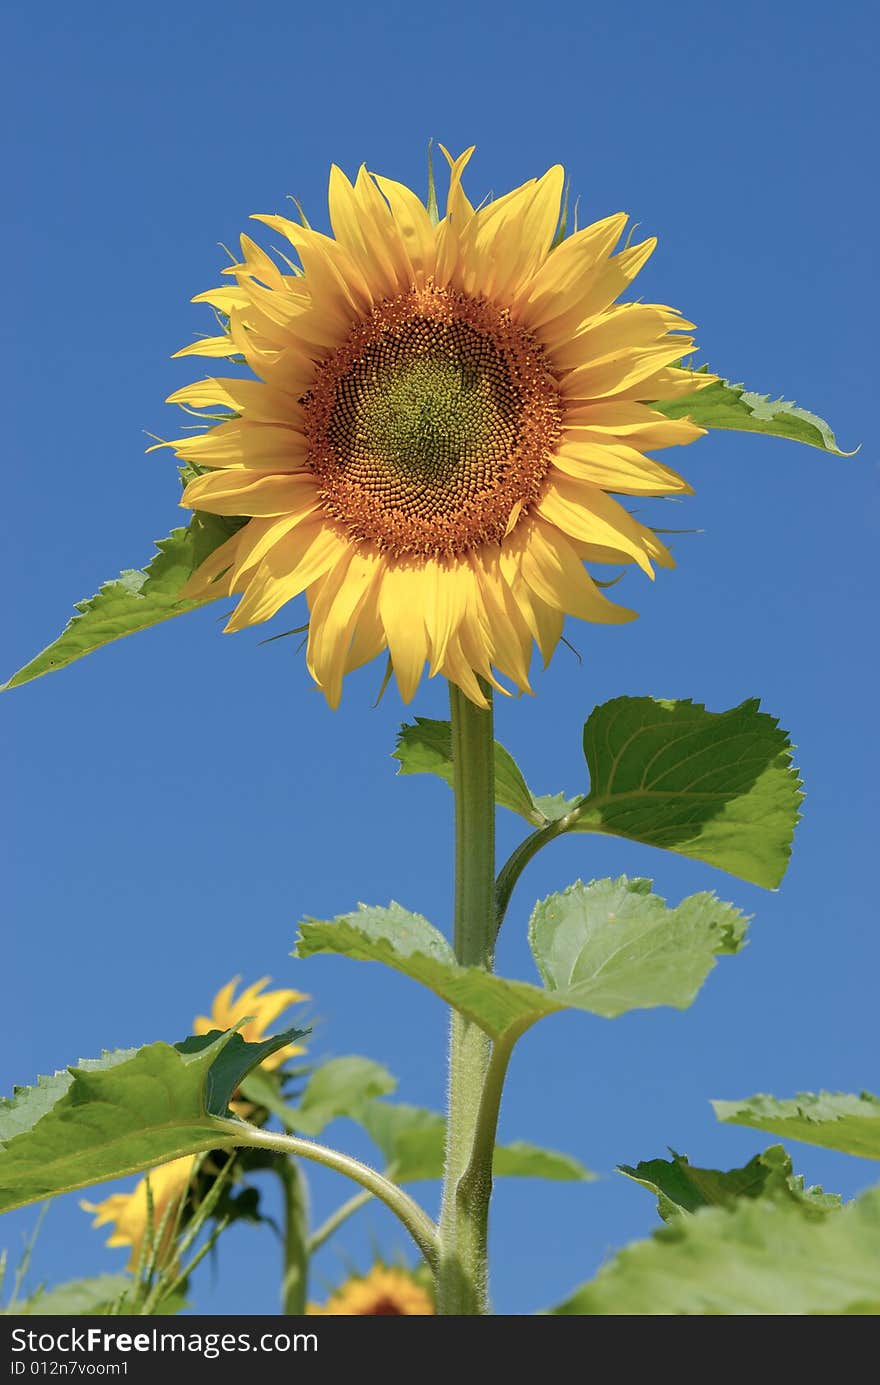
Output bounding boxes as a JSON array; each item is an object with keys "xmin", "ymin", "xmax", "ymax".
[
  {"xmin": 303, "ymin": 285, "xmax": 562, "ymax": 558},
  {"xmin": 328, "ymin": 321, "xmax": 521, "ymax": 518}
]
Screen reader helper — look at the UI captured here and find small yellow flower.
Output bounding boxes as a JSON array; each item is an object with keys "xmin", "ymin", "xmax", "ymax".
[
  {"xmin": 193, "ymin": 975, "xmax": 308, "ymax": 1116},
  {"xmin": 308, "ymin": 1264, "xmax": 435, "ymax": 1315},
  {"xmin": 83, "ymin": 977, "xmax": 307, "ymax": 1263},
  {"xmin": 81, "ymin": 1155, "xmax": 197, "ymax": 1272}
]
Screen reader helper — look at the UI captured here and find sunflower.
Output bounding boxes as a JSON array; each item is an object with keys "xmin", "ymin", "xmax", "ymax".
[
  {"xmin": 81, "ymin": 1155, "xmax": 197, "ymax": 1272},
  {"xmin": 308, "ymin": 1263, "xmax": 435, "ymax": 1316},
  {"xmin": 167, "ymin": 147, "xmax": 711, "ymax": 706},
  {"xmin": 193, "ymin": 975, "xmax": 308, "ymax": 1116}
]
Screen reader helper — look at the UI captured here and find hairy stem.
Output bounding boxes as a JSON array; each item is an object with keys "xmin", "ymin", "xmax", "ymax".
[
  {"xmin": 456, "ymin": 1024, "xmax": 528, "ymax": 1259},
  {"xmin": 437, "ymin": 683, "xmax": 496, "ymax": 1315},
  {"xmin": 278, "ymin": 1157, "xmax": 310, "ymax": 1315},
  {"xmin": 216, "ymin": 1122, "xmax": 438, "ymax": 1269}
]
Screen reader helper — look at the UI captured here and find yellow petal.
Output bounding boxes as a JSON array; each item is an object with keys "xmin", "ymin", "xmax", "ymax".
[
  {"xmin": 562, "ymin": 402, "xmax": 706, "ymax": 449},
  {"xmin": 181, "ymin": 471, "xmax": 318, "ymax": 518},
  {"xmin": 191, "ymin": 285, "xmax": 252, "ymax": 313},
  {"xmin": 552, "ymin": 303, "xmax": 695, "ymax": 374},
  {"xmin": 226, "ymin": 513, "xmax": 317, "ymax": 591},
  {"xmin": 225, "ymin": 523, "xmax": 347, "ymax": 630},
  {"xmin": 173, "ymin": 420, "xmax": 308, "ymax": 471},
  {"xmin": 307, "ymin": 547, "xmax": 380, "ymax": 708},
  {"xmin": 519, "ymin": 519, "xmax": 637, "ymax": 623},
  {"xmin": 344, "ymin": 584, "xmax": 388, "ymax": 674},
  {"xmin": 373, "ymin": 173, "xmax": 437, "ymax": 281},
  {"xmin": 472, "ymin": 553, "xmax": 533, "ymax": 691},
  {"xmin": 378, "ymin": 565, "xmax": 429, "ymax": 703},
  {"xmin": 423, "ymin": 557, "xmax": 470, "ymax": 675},
  {"xmin": 552, "ymin": 440, "xmax": 692, "ymax": 496},
  {"xmin": 173, "ymin": 334, "xmax": 237, "ymax": 360},
  {"xmin": 438, "ymin": 629, "xmax": 490, "ymax": 707},
  {"xmin": 537, "ymin": 475, "xmax": 658, "ymax": 576},
  {"xmin": 608, "ymin": 365, "xmax": 717, "ymax": 403},
  {"xmin": 167, "ymin": 377, "xmax": 302, "ymax": 423},
  {"xmin": 561, "ymin": 340, "xmax": 696, "ymax": 402}
]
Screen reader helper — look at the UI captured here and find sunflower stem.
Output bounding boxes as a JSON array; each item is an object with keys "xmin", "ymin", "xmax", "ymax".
[
  {"xmin": 279, "ymin": 1157, "xmax": 310, "ymax": 1316},
  {"xmin": 437, "ymin": 682, "xmax": 497, "ymax": 1316},
  {"xmin": 494, "ymin": 804, "xmax": 584, "ymax": 939},
  {"xmin": 220, "ymin": 1122, "xmax": 438, "ymax": 1269},
  {"xmin": 308, "ymin": 1188, "xmax": 373, "ymax": 1256}
]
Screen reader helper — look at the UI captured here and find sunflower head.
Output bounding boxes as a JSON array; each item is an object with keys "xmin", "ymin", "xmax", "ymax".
[
  {"xmin": 167, "ymin": 147, "xmax": 712, "ymax": 707},
  {"xmin": 307, "ymin": 1263, "xmax": 435, "ymax": 1315},
  {"xmin": 193, "ymin": 975, "xmax": 308, "ymax": 1116},
  {"xmin": 81, "ymin": 1155, "xmax": 197, "ymax": 1272}
]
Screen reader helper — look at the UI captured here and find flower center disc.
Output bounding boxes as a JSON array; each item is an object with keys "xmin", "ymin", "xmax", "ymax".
[{"xmin": 303, "ymin": 285, "xmax": 561, "ymax": 558}]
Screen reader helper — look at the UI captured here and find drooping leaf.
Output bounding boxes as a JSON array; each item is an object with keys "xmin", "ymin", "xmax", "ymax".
[
  {"xmin": 619, "ymin": 1144, "xmax": 841, "ymax": 1222},
  {"xmin": 296, "ymin": 880, "xmax": 745, "ymax": 1038},
  {"xmin": 551, "ymin": 1187, "xmax": 880, "ymax": 1315},
  {"xmin": 713, "ymin": 1091, "xmax": 880, "ymax": 1160},
  {"xmin": 0, "ymin": 1027, "xmax": 306, "ymax": 1213},
  {"xmin": 529, "ymin": 877, "xmax": 748, "ymax": 1018},
  {"xmin": 654, "ymin": 371, "xmax": 853, "ymax": 455},
  {"xmin": 357, "ymin": 1101, "xmax": 592, "ymax": 1183},
  {"xmin": 7, "ymin": 1274, "xmax": 132, "ymax": 1316},
  {"xmin": 572, "ymin": 697, "xmax": 802, "ymax": 888},
  {"xmin": 2, "ymin": 513, "xmax": 242, "ymax": 692},
  {"xmin": 288, "ymin": 1057, "xmax": 397, "ymax": 1137}
]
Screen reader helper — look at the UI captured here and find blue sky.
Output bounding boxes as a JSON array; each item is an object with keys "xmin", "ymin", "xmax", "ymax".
[{"xmin": 3, "ymin": 0, "xmax": 877, "ymax": 1314}]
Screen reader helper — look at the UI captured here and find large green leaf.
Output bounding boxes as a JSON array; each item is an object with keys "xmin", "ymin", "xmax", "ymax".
[
  {"xmin": 654, "ymin": 372, "xmax": 853, "ymax": 454},
  {"xmin": 296, "ymin": 880, "xmax": 746, "ymax": 1038},
  {"xmin": 552, "ymin": 1187, "xmax": 880, "ymax": 1315},
  {"xmin": 572, "ymin": 697, "xmax": 802, "ymax": 888},
  {"xmin": 393, "ymin": 718, "xmax": 577, "ymax": 825},
  {"xmin": 358, "ymin": 1101, "xmax": 592, "ymax": 1183},
  {"xmin": 528, "ymin": 877, "xmax": 747, "ymax": 1017},
  {"xmin": 2, "ymin": 513, "xmax": 241, "ymax": 691},
  {"xmin": 714, "ymin": 1091, "xmax": 880, "ymax": 1160},
  {"xmin": 297, "ymin": 903, "xmax": 543, "ymax": 1039},
  {"xmin": 619, "ymin": 1144, "xmax": 841, "ymax": 1222},
  {"xmin": 288, "ymin": 1057, "xmax": 397, "ymax": 1137},
  {"xmin": 0, "ymin": 1027, "xmax": 306, "ymax": 1213}
]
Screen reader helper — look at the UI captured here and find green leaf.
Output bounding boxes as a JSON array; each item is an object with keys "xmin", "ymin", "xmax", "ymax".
[
  {"xmin": 493, "ymin": 1141, "xmax": 593, "ymax": 1182},
  {"xmin": 551, "ymin": 1186, "xmax": 880, "ymax": 1315},
  {"xmin": 713, "ymin": 1091, "xmax": 880, "ymax": 1160},
  {"xmin": 296, "ymin": 880, "xmax": 745, "ymax": 1037},
  {"xmin": 620, "ymin": 1144, "xmax": 841, "ymax": 1222},
  {"xmin": 2, "ymin": 513, "xmax": 242, "ymax": 692},
  {"xmin": 393, "ymin": 718, "xmax": 574, "ymax": 826},
  {"xmin": 572, "ymin": 697, "xmax": 802, "ymax": 888},
  {"xmin": 528, "ymin": 876, "xmax": 748, "ymax": 1018},
  {"xmin": 358, "ymin": 1101, "xmax": 592, "ymax": 1183},
  {"xmin": 0, "ymin": 1027, "xmax": 306, "ymax": 1213},
  {"xmin": 290, "ymin": 1057, "xmax": 397, "ymax": 1137},
  {"xmin": 297, "ymin": 902, "xmax": 544, "ymax": 1039},
  {"xmin": 654, "ymin": 371, "xmax": 853, "ymax": 455},
  {"xmin": 235, "ymin": 1070, "xmax": 301, "ymax": 1129},
  {"xmin": 6, "ymin": 1274, "xmax": 132, "ymax": 1316}
]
